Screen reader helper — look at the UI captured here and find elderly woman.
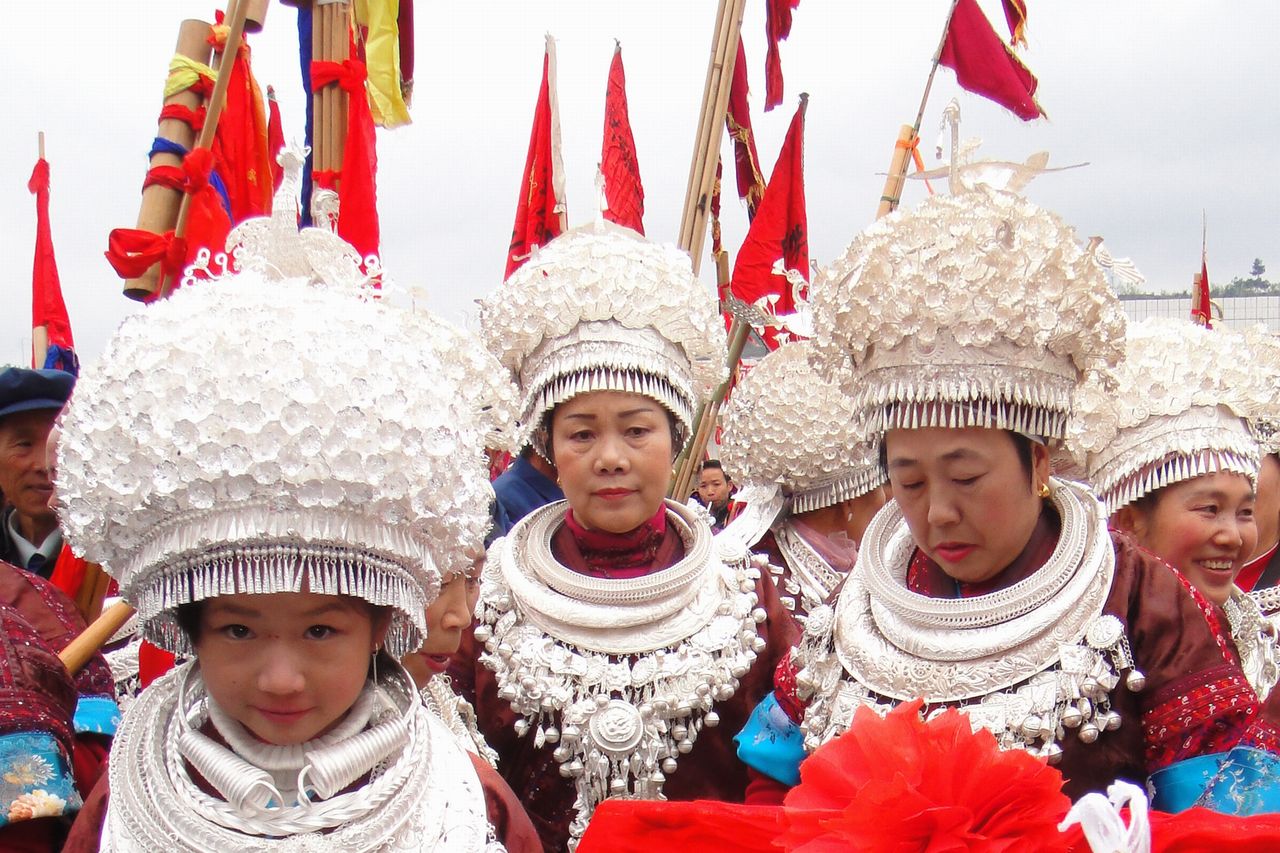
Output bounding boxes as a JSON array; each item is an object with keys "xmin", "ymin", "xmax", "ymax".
[
  {"xmin": 461, "ymin": 222, "xmax": 798, "ymax": 850},
  {"xmin": 57, "ymin": 158, "xmax": 537, "ymax": 852},
  {"xmin": 746, "ymin": 185, "xmax": 1280, "ymax": 813}
]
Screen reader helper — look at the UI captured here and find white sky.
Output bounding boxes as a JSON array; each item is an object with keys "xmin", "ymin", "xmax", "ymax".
[{"xmin": 3, "ymin": 1, "xmax": 1278, "ymax": 366}]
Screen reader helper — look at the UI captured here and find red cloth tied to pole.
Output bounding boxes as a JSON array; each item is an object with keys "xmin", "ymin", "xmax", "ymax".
[
  {"xmin": 210, "ymin": 10, "xmax": 273, "ymax": 222},
  {"xmin": 267, "ymin": 85, "xmax": 285, "ymax": 191},
  {"xmin": 159, "ymin": 103, "xmax": 206, "ymax": 131},
  {"xmin": 311, "ymin": 56, "xmax": 381, "ymax": 261},
  {"xmin": 940, "ymin": 0, "xmax": 1045, "ymax": 121},
  {"xmin": 600, "ymin": 44, "xmax": 645, "ymax": 235},
  {"xmin": 104, "ymin": 229, "xmax": 189, "ymax": 281},
  {"xmin": 105, "ymin": 144, "xmax": 229, "ymax": 299},
  {"xmin": 28, "ymin": 158, "xmax": 75, "ymax": 363},
  {"xmin": 764, "ymin": 0, "xmax": 801, "ymax": 111},
  {"xmin": 730, "ymin": 95, "xmax": 808, "ymax": 350}
]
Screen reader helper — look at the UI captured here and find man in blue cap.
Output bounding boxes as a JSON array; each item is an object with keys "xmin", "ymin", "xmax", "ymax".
[{"xmin": 0, "ymin": 367, "xmax": 75, "ymax": 577}]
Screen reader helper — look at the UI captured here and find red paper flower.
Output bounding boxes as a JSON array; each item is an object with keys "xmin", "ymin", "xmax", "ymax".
[{"xmin": 780, "ymin": 699, "xmax": 1071, "ymax": 853}]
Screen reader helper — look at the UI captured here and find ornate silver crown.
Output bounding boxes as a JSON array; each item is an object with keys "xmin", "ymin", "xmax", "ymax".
[
  {"xmin": 1072, "ymin": 318, "xmax": 1261, "ymax": 514},
  {"xmin": 56, "ymin": 145, "xmax": 511, "ymax": 657},
  {"xmin": 478, "ymin": 221, "xmax": 727, "ymax": 452},
  {"xmin": 809, "ymin": 184, "xmax": 1126, "ymax": 443},
  {"xmin": 721, "ymin": 341, "xmax": 884, "ymax": 516}
]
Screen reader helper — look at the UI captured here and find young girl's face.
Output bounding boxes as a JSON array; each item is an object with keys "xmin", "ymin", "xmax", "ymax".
[
  {"xmin": 195, "ymin": 591, "xmax": 389, "ymax": 745},
  {"xmin": 402, "ymin": 571, "xmax": 480, "ymax": 685},
  {"xmin": 1119, "ymin": 471, "xmax": 1257, "ymax": 605}
]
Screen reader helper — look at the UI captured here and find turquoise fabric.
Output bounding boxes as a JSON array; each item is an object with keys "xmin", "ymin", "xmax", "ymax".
[
  {"xmin": 0, "ymin": 731, "xmax": 81, "ymax": 827},
  {"xmin": 734, "ymin": 691, "xmax": 805, "ymax": 787},
  {"xmin": 1150, "ymin": 747, "xmax": 1280, "ymax": 815},
  {"xmin": 73, "ymin": 694, "xmax": 120, "ymax": 736}
]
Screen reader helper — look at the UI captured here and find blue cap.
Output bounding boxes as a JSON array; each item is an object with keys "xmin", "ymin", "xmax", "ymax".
[{"xmin": 0, "ymin": 368, "xmax": 75, "ymax": 421}]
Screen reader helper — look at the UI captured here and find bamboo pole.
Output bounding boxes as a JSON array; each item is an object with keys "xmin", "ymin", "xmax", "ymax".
[
  {"xmin": 155, "ymin": 0, "xmax": 251, "ymax": 300},
  {"xmin": 124, "ymin": 19, "xmax": 214, "ymax": 300},
  {"xmin": 60, "ymin": 601, "xmax": 135, "ymax": 676},
  {"xmin": 875, "ymin": 0, "xmax": 961, "ymax": 220},
  {"xmin": 31, "ymin": 130, "xmax": 48, "ymax": 368},
  {"xmin": 677, "ymin": 0, "xmax": 746, "ymax": 275},
  {"xmin": 243, "ymin": 0, "xmax": 270, "ymax": 32}
]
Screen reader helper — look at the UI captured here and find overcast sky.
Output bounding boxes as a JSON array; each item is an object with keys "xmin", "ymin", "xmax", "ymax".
[{"xmin": 4, "ymin": 1, "xmax": 1278, "ymax": 367}]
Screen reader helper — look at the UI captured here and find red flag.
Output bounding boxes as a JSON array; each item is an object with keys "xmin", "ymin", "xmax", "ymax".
[
  {"xmin": 764, "ymin": 0, "xmax": 801, "ymax": 112},
  {"xmin": 1002, "ymin": 0, "xmax": 1029, "ymax": 48},
  {"xmin": 267, "ymin": 85, "xmax": 285, "ymax": 191},
  {"xmin": 28, "ymin": 157, "xmax": 76, "ymax": 372},
  {"xmin": 727, "ymin": 37, "xmax": 766, "ymax": 218},
  {"xmin": 1192, "ymin": 260, "xmax": 1213, "ymax": 329},
  {"xmin": 507, "ymin": 35, "xmax": 567, "ymax": 279},
  {"xmin": 939, "ymin": 0, "xmax": 1044, "ymax": 121},
  {"xmin": 730, "ymin": 95, "xmax": 808, "ymax": 350},
  {"xmin": 600, "ymin": 44, "xmax": 645, "ymax": 235}
]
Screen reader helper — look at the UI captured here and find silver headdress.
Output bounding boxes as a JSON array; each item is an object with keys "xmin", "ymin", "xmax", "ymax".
[
  {"xmin": 1072, "ymin": 318, "xmax": 1261, "ymax": 515},
  {"xmin": 1242, "ymin": 325, "xmax": 1280, "ymax": 457},
  {"xmin": 809, "ymin": 185, "xmax": 1126, "ymax": 443},
  {"xmin": 478, "ymin": 221, "xmax": 727, "ymax": 453},
  {"xmin": 56, "ymin": 145, "xmax": 513, "ymax": 658},
  {"xmin": 721, "ymin": 341, "xmax": 884, "ymax": 519}
]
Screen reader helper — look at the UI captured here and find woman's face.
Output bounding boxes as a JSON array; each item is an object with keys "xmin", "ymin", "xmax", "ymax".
[
  {"xmin": 195, "ymin": 591, "xmax": 388, "ymax": 745},
  {"xmin": 884, "ymin": 427, "xmax": 1049, "ymax": 585},
  {"xmin": 401, "ymin": 569, "xmax": 480, "ymax": 685},
  {"xmin": 550, "ymin": 391, "xmax": 674, "ymax": 533},
  {"xmin": 1116, "ymin": 471, "xmax": 1257, "ymax": 605}
]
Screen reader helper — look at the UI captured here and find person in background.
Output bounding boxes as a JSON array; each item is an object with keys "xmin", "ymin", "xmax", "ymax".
[
  {"xmin": 491, "ymin": 445, "xmax": 563, "ymax": 538},
  {"xmin": 697, "ymin": 459, "xmax": 737, "ymax": 531},
  {"xmin": 0, "ymin": 368, "xmax": 74, "ymax": 578},
  {"xmin": 1238, "ymin": 326, "xmax": 1280, "ymax": 593}
]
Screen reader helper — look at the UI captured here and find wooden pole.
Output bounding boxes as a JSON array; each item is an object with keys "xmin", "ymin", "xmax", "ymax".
[
  {"xmin": 31, "ymin": 130, "xmax": 48, "ymax": 369},
  {"xmin": 243, "ymin": 0, "xmax": 270, "ymax": 32},
  {"xmin": 677, "ymin": 0, "xmax": 746, "ymax": 275},
  {"xmin": 123, "ymin": 19, "xmax": 214, "ymax": 300},
  {"xmin": 60, "ymin": 601, "xmax": 135, "ymax": 676},
  {"xmin": 876, "ymin": 0, "xmax": 961, "ymax": 220},
  {"xmin": 156, "ymin": 0, "xmax": 251, "ymax": 300}
]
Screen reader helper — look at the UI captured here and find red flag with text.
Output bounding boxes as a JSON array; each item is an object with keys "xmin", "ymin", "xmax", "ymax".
[
  {"xmin": 730, "ymin": 95, "xmax": 808, "ymax": 350},
  {"xmin": 507, "ymin": 35, "xmax": 566, "ymax": 279},
  {"xmin": 940, "ymin": 0, "xmax": 1044, "ymax": 121},
  {"xmin": 28, "ymin": 158, "xmax": 76, "ymax": 372},
  {"xmin": 601, "ymin": 44, "xmax": 644, "ymax": 235}
]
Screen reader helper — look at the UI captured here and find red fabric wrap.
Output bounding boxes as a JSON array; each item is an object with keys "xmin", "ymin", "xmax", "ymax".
[
  {"xmin": 104, "ymin": 229, "xmax": 188, "ymax": 280},
  {"xmin": 158, "ymin": 103, "xmax": 205, "ymax": 131},
  {"xmin": 310, "ymin": 55, "xmax": 381, "ymax": 260}
]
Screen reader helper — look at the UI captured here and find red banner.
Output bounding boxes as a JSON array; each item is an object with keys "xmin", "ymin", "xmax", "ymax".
[
  {"xmin": 507, "ymin": 36, "xmax": 566, "ymax": 279},
  {"xmin": 28, "ymin": 157, "xmax": 75, "ymax": 368},
  {"xmin": 940, "ymin": 0, "xmax": 1044, "ymax": 121},
  {"xmin": 764, "ymin": 0, "xmax": 801, "ymax": 112},
  {"xmin": 730, "ymin": 96, "xmax": 808, "ymax": 350},
  {"xmin": 600, "ymin": 44, "xmax": 645, "ymax": 235}
]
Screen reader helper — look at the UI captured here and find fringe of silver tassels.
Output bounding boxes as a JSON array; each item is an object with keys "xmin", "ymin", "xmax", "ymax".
[
  {"xmin": 790, "ymin": 466, "xmax": 890, "ymax": 515},
  {"xmin": 1099, "ymin": 449, "xmax": 1259, "ymax": 516},
  {"xmin": 137, "ymin": 545, "xmax": 427, "ymax": 659}
]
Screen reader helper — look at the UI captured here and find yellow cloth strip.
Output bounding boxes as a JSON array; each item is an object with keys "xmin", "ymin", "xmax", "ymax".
[
  {"xmin": 356, "ymin": 0, "xmax": 411, "ymax": 128},
  {"xmin": 165, "ymin": 55, "xmax": 218, "ymax": 98}
]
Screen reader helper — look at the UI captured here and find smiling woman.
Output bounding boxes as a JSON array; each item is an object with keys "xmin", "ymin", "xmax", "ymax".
[{"xmin": 465, "ymin": 221, "xmax": 798, "ymax": 850}]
